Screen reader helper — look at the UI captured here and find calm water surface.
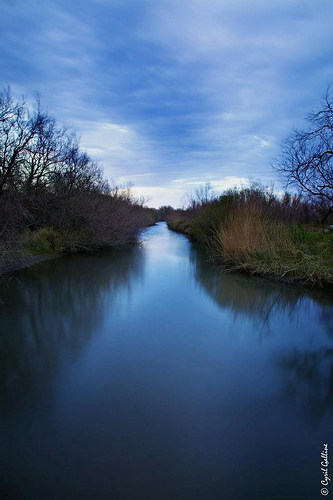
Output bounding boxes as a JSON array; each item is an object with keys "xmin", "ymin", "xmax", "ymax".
[{"xmin": 0, "ymin": 222, "xmax": 332, "ymax": 499}]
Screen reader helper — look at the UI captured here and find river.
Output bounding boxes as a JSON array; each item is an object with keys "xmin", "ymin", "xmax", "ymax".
[{"xmin": 0, "ymin": 222, "xmax": 332, "ymax": 499}]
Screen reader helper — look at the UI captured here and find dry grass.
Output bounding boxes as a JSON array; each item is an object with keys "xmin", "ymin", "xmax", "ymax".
[
  {"xmin": 216, "ymin": 204, "xmax": 294, "ymax": 257},
  {"xmin": 211, "ymin": 201, "xmax": 333, "ymax": 286}
]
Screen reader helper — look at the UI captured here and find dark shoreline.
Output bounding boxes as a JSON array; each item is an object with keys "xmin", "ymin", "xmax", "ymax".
[
  {"xmin": 0, "ymin": 253, "xmax": 60, "ymax": 277},
  {"xmin": 0, "ymin": 235, "xmax": 147, "ymax": 278}
]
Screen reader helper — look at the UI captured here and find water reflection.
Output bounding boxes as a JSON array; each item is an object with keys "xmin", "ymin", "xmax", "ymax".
[
  {"xmin": 189, "ymin": 242, "xmax": 333, "ymax": 336},
  {"xmin": 278, "ymin": 347, "xmax": 333, "ymax": 418},
  {"xmin": 189, "ymin": 242, "xmax": 333, "ymax": 419},
  {"xmin": 0, "ymin": 248, "xmax": 144, "ymax": 417},
  {"xmin": 1, "ymin": 224, "xmax": 333, "ymax": 499}
]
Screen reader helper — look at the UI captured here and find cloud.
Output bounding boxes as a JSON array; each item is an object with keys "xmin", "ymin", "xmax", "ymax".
[
  {"xmin": 130, "ymin": 186, "xmax": 185, "ymax": 209},
  {"xmin": 80, "ymin": 120, "xmax": 159, "ymax": 179},
  {"xmin": 1, "ymin": 0, "xmax": 333, "ymax": 206}
]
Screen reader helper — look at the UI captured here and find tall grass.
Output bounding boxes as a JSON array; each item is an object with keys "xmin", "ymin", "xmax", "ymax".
[
  {"xmin": 211, "ymin": 199, "xmax": 333, "ymax": 285},
  {"xmin": 213, "ymin": 201, "xmax": 293, "ymax": 261},
  {"xmin": 167, "ymin": 185, "xmax": 333, "ymax": 287}
]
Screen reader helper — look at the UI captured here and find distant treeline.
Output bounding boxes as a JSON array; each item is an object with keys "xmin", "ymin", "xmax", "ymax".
[{"xmin": 0, "ymin": 87, "xmax": 157, "ymax": 266}]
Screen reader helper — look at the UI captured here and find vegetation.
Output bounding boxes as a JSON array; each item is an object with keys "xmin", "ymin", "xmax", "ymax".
[
  {"xmin": 0, "ymin": 87, "xmax": 157, "ymax": 273},
  {"xmin": 167, "ymin": 184, "xmax": 333, "ymax": 287}
]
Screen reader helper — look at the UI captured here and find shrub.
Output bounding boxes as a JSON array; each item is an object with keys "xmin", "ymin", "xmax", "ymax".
[
  {"xmin": 189, "ymin": 194, "xmax": 237, "ymax": 242},
  {"xmin": 26, "ymin": 228, "xmax": 62, "ymax": 254}
]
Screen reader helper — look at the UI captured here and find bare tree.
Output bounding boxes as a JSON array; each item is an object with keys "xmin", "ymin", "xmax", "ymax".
[
  {"xmin": 0, "ymin": 88, "xmax": 43, "ymax": 197},
  {"xmin": 183, "ymin": 182, "xmax": 216, "ymax": 213},
  {"xmin": 21, "ymin": 114, "xmax": 69, "ymax": 194},
  {"xmin": 274, "ymin": 88, "xmax": 333, "ymax": 222}
]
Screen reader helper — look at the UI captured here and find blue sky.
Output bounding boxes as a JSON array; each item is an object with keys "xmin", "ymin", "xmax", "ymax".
[{"xmin": 1, "ymin": 0, "xmax": 333, "ymax": 207}]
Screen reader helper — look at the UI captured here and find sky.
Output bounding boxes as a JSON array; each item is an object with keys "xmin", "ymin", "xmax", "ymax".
[{"xmin": 1, "ymin": 0, "xmax": 333, "ymax": 208}]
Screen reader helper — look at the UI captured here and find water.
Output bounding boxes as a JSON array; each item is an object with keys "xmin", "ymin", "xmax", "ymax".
[{"xmin": 0, "ymin": 222, "xmax": 332, "ymax": 499}]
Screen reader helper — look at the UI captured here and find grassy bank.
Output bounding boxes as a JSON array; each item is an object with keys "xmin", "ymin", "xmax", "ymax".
[
  {"xmin": 0, "ymin": 207, "xmax": 158, "ymax": 277},
  {"xmin": 167, "ymin": 188, "xmax": 333, "ymax": 288}
]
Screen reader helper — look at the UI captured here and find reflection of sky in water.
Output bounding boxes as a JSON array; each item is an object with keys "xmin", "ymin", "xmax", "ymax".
[{"xmin": 0, "ymin": 222, "xmax": 332, "ymax": 499}]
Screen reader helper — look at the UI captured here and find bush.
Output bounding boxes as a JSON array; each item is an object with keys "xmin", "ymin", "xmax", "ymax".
[
  {"xmin": 189, "ymin": 194, "xmax": 237, "ymax": 242},
  {"xmin": 26, "ymin": 228, "xmax": 63, "ymax": 254}
]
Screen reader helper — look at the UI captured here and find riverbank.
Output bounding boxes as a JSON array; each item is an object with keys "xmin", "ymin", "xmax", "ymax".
[
  {"xmin": 0, "ymin": 239, "xmax": 141, "ymax": 278},
  {"xmin": 0, "ymin": 251, "xmax": 61, "ymax": 277},
  {"xmin": 0, "ymin": 221, "xmax": 160, "ymax": 278},
  {"xmin": 167, "ymin": 204, "xmax": 333, "ymax": 290}
]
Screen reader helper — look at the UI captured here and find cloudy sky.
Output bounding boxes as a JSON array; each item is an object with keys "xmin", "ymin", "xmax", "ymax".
[{"xmin": 1, "ymin": 0, "xmax": 333, "ymax": 207}]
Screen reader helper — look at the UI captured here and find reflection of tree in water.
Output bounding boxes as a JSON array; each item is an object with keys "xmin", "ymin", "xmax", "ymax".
[
  {"xmin": 189, "ymin": 243, "xmax": 333, "ymax": 336},
  {"xmin": 318, "ymin": 302, "xmax": 333, "ymax": 335},
  {"xmin": 278, "ymin": 348, "xmax": 333, "ymax": 418},
  {"xmin": 0, "ymin": 247, "xmax": 144, "ymax": 416}
]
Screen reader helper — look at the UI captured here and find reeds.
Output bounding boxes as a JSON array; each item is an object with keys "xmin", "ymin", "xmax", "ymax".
[
  {"xmin": 211, "ymin": 200, "xmax": 333, "ymax": 285},
  {"xmin": 167, "ymin": 185, "xmax": 333, "ymax": 287}
]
